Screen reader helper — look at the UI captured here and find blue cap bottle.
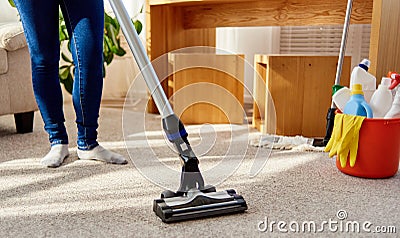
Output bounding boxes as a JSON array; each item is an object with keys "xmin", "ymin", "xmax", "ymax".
[{"xmin": 343, "ymin": 84, "xmax": 374, "ymax": 118}]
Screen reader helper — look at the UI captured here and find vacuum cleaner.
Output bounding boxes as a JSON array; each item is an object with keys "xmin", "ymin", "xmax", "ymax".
[{"xmin": 108, "ymin": 0, "xmax": 248, "ymax": 223}]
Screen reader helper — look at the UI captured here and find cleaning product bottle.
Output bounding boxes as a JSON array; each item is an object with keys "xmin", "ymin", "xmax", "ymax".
[
  {"xmin": 349, "ymin": 59, "xmax": 376, "ymax": 102},
  {"xmin": 332, "ymin": 86, "xmax": 351, "ymax": 112},
  {"xmin": 369, "ymin": 77, "xmax": 393, "ymax": 118},
  {"xmin": 384, "ymin": 72, "xmax": 400, "ymax": 119},
  {"xmin": 344, "ymin": 84, "xmax": 373, "ymax": 118}
]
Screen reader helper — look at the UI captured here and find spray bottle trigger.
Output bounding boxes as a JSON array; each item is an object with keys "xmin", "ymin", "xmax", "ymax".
[{"xmin": 387, "ymin": 72, "xmax": 400, "ymax": 90}]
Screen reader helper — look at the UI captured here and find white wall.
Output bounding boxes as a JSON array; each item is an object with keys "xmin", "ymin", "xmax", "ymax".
[
  {"xmin": 0, "ymin": 1, "xmax": 19, "ymax": 23},
  {"xmin": 216, "ymin": 27, "xmax": 280, "ymax": 103}
]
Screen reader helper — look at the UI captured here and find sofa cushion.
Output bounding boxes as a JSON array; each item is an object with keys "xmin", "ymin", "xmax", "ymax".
[
  {"xmin": 0, "ymin": 22, "xmax": 27, "ymax": 51},
  {"xmin": 0, "ymin": 48, "xmax": 7, "ymax": 74}
]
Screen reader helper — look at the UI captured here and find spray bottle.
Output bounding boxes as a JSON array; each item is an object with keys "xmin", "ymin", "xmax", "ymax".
[
  {"xmin": 344, "ymin": 84, "xmax": 374, "ymax": 118},
  {"xmin": 349, "ymin": 59, "xmax": 376, "ymax": 102},
  {"xmin": 384, "ymin": 72, "xmax": 400, "ymax": 119}
]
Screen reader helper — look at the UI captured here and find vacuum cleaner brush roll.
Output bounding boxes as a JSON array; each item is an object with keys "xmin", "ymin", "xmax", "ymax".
[{"xmin": 153, "ymin": 189, "xmax": 247, "ymax": 223}]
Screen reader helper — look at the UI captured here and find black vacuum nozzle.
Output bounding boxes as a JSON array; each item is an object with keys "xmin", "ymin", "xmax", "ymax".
[{"xmin": 153, "ymin": 189, "xmax": 247, "ymax": 223}]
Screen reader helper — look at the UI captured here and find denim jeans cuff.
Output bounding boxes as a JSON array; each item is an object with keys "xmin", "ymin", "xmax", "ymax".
[
  {"xmin": 51, "ymin": 140, "xmax": 69, "ymax": 147},
  {"xmin": 77, "ymin": 142, "xmax": 99, "ymax": 151}
]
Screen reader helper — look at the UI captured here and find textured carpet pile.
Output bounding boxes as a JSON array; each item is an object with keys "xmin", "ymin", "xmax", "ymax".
[{"xmin": 0, "ymin": 102, "xmax": 398, "ymax": 237}]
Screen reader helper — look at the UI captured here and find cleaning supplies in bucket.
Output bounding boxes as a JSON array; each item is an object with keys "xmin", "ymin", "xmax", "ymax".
[
  {"xmin": 369, "ymin": 77, "xmax": 393, "ymax": 118},
  {"xmin": 349, "ymin": 59, "xmax": 376, "ymax": 102},
  {"xmin": 343, "ymin": 84, "xmax": 373, "ymax": 118},
  {"xmin": 326, "ymin": 71, "xmax": 400, "ymax": 179},
  {"xmin": 384, "ymin": 72, "xmax": 400, "ymax": 119},
  {"xmin": 325, "ymin": 113, "xmax": 400, "ymax": 178}
]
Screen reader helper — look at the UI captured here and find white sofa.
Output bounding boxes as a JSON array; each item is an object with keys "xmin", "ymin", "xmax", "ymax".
[{"xmin": 0, "ymin": 22, "xmax": 38, "ymax": 133}]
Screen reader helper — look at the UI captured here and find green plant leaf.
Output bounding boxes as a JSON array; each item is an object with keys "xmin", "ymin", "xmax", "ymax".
[
  {"xmin": 8, "ymin": 0, "xmax": 15, "ymax": 7},
  {"xmin": 104, "ymin": 24, "xmax": 126, "ymax": 56},
  {"xmin": 67, "ymin": 41, "xmax": 72, "ymax": 53},
  {"xmin": 104, "ymin": 12, "xmax": 113, "ymax": 22},
  {"xmin": 104, "ymin": 35, "xmax": 113, "ymax": 52},
  {"xmin": 61, "ymin": 53, "xmax": 72, "ymax": 63},
  {"xmin": 133, "ymin": 20, "xmax": 143, "ymax": 35},
  {"xmin": 105, "ymin": 25, "xmax": 117, "ymax": 45},
  {"xmin": 59, "ymin": 24, "xmax": 69, "ymax": 42},
  {"xmin": 59, "ymin": 9, "xmax": 64, "ymax": 19},
  {"xmin": 114, "ymin": 46, "xmax": 126, "ymax": 56},
  {"xmin": 59, "ymin": 28, "xmax": 66, "ymax": 41},
  {"xmin": 105, "ymin": 12, "xmax": 119, "ymax": 31},
  {"xmin": 114, "ymin": 18, "xmax": 121, "ymax": 33},
  {"xmin": 59, "ymin": 65, "xmax": 71, "ymax": 80},
  {"xmin": 109, "ymin": 24, "xmax": 120, "ymax": 41},
  {"xmin": 104, "ymin": 52, "xmax": 114, "ymax": 65},
  {"xmin": 59, "ymin": 65, "xmax": 73, "ymax": 94},
  {"xmin": 103, "ymin": 40, "xmax": 114, "ymax": 65},
  {"xmin": 62, "ymin": 73, "xmax": 74, "ymax": 94}
]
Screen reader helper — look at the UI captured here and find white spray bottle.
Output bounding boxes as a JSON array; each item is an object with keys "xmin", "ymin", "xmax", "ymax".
[{"xmin": 384, "ymin": 72, "xmax": 400, "ymax": 119}]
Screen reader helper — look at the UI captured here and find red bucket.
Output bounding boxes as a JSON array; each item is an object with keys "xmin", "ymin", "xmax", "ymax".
[{"xmin": 336, "ymin": 117, "xmax": 400, "ymax": 178}]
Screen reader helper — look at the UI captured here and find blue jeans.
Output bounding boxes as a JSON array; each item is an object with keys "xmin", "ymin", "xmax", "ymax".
[{"xmin": 14, "ymin": 0, "xmax": 104, "ymax": 150}]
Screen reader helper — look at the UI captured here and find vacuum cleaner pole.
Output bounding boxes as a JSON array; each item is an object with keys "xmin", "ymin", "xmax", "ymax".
[
  {"xmin": 323, "ymin": 0, "xmax": 353, "ymax": 145},
  {"xmin": 334, "ymin": 0, "xmax": 353, "ymax": 92},
  {"xmin": 109, "ymin": 0, "xmax": 247, "ymax": 223},
  {"xmin": 108, "ymin": 0, "xmax": 205, "ymax": 190}
]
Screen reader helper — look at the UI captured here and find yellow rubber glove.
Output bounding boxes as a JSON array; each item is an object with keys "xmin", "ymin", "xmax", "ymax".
[
  {"xmin": 337, "ymin": 115, "xmax": 356, "ymax": 167},
  {"xmin": 348, "ymin": 116, "xmax": 364, "ymax": 167},
  {"xmin": 324, "ymin": 114, "xmax": 365, "ymax": 168},
  {"xmin": 325, "ymin": 114, "xmax": 344, "ymax": 157}
]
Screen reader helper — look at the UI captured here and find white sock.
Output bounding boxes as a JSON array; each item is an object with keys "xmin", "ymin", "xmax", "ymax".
[
  {"xmin": 77, "ymin": 145, "xmax": 127, "ymax": 164},
  {"xmin": 41, "ymin": 144, "xmax": 69, "ymax": 168}
]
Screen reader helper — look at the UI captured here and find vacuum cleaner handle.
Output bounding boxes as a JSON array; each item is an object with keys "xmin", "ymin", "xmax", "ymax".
[
  {"xmin": 108, "ymin": 0, "xmax": 206, "ymax": 191},
  {"xmin": 108, "ymin": 0, "xmax": 173, "ymax": 118},
  {"xmin": 323, "ymin": 0, "xmax": 353, "ymax": 146},
  {"xmin": 333, "ymin": 0, "xmax": 353, "ymax": 88}
]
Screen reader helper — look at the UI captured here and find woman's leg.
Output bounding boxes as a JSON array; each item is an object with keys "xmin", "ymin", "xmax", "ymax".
[
  {"xmin": 60, "ymin": 0, "xmax": 126, "ymax": 164},
  {"xmin": 14, "ymin": 0, "xmax": 69, "ymax": 167}
]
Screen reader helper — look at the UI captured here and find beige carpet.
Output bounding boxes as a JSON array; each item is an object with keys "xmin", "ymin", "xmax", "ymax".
[{"xmin": 0, "ymin": 101, "xmax": 398, "ymax": 237}]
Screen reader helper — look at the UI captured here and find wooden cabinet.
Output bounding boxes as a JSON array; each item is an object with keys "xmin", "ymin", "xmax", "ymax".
[
  {"xmin": 253, "ymin": 54, "xmax": 351, "ymax": 137},
  {"xmin": 169, "ymin": 53, "xmax": 244, "ymax": 124}
]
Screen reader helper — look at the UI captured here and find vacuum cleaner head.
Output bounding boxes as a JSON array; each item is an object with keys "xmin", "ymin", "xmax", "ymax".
[{"xmin": 153, "ymin": 189, "xmax": 247, "ymax": 223}]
